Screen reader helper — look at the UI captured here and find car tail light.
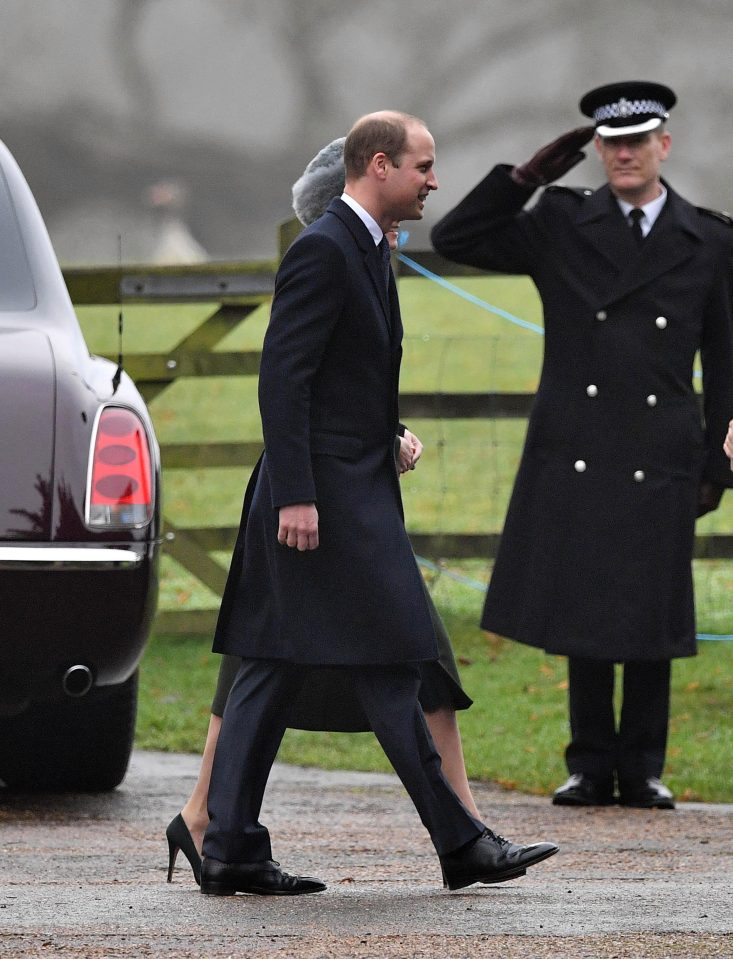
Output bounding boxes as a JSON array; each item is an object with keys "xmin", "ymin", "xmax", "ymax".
[{"xmin": 86, "ymin": 407, "xmax": 154, "ymax": 528}]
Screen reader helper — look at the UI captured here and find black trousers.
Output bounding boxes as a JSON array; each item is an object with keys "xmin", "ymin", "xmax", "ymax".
[
  {"xmin": 202, "ymin": 658, "xmax": 484, "ymax": 863},
  {"xmin": 565, "ymin": 657, "xmax": 671, "ymax": 788}
]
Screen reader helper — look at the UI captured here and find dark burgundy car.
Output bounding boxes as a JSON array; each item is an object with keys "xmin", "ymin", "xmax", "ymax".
[{"xmin": 0, "ymin": 138, "xmax": 161, "ymax": 791}]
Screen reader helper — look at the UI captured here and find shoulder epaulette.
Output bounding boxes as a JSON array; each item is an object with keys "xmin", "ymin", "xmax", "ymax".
[
  {"xmin": 545, "ymin": 185, "xmax": 594, "ymax": 200},
  {"xmin": 697, "ymin": 206, "xmax": 733, "ymax": 226}
]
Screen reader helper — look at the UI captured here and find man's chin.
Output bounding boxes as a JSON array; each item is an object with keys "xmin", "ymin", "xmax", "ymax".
[{"xmin": 611, "ymin": 174, "xmax": 641, "ymax": 191}]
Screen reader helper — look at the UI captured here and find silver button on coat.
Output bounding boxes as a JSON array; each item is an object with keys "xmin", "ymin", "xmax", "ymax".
[
  {"xmin": 655, "ymin": 316, "xmax": 668, "ymax": 329},
  {"xmin": 634, "ymin": 470, "xmax": 645, "ymax": 482},
  {"xmin": 574, "ymin": 460, "xmax": 587, "ymax": 472}
]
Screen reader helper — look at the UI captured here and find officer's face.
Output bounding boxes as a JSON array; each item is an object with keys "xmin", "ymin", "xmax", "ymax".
[{"xmin": 595, "ymin": 128, "xmax": 671, "ymax": 204}]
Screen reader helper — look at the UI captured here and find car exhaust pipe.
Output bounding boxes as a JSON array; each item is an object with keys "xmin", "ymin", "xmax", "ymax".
[{"xmin": 62, "ymin": 664, "xmax": 94, "ymax": 698}]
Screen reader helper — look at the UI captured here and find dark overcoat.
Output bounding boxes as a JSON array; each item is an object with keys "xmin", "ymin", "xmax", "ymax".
[
  {"xmin": 213, "ymin": 198, "xmax": 437, "ymax": 665},
  {"xmin": 432, "ymin": 165, "xmax": 733, "ymax": 661}
]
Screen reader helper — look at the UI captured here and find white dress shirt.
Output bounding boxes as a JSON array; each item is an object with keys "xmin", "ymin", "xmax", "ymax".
[{"xmin": 617, "ymin": 185, "xmax": 667, "ymax": 238}]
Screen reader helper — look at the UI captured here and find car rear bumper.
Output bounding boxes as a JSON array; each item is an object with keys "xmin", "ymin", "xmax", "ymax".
[
  {"xmin": 0, "ymin": 545, "xmax": 146, "ymax": 569},
  {"xmin": 0, "ymin": 542, "xmax": 159, "ymax": 712}
]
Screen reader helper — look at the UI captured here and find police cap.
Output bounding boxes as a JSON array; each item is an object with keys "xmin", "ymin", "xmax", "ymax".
[{"xmin": 579, "ymin": 81, "xmax": 676, "ymax": 138}]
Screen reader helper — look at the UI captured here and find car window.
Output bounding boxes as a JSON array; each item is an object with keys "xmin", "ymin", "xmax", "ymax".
[{"xmin": 0, "ymin": 166, "xmax": 36, "ymax": 311}]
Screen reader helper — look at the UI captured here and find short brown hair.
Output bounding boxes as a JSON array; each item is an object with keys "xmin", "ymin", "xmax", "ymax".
[{"xmin": 344, "ymin": 111, "xmax": 424, "ymax": 178}]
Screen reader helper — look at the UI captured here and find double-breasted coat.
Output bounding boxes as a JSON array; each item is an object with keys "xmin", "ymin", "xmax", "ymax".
[
  {"xmin": 432, "ymin": 165, "xmax": 733, "ymax": 662},
  {"xmin": 213, "ymin": 198, "xmax": 437, "ymax": 667}
]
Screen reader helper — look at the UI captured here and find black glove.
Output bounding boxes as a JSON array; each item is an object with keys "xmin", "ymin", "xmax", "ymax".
[
  {"xmin": 697, "ymin": 480, "xmax": 725, "ymax": 518},
  {"xmin": 511, "ymin": 126, "xmax": 596, "ymax": 188}
]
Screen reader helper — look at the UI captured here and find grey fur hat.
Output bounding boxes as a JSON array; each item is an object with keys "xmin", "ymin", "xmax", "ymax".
[{"xmin": 291, "ymin": 136, "xmax": 346, "ymax": 226}]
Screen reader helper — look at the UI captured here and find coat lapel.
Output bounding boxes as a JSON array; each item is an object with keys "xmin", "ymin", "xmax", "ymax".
[
  {"xmin": 607, "ymin": 187, "xmax": 703, "ymax": 304},
  {"xmin": 326, "ymin": 198, "xmax": 391, "ymax": 327},
  {"xmin": 575, "ymin": 183, "xmax": 703, "ymax": 307},
  {"xmin": 387, "ymin": 270, "xmax": 402, "ymax": 351},
  {"xmin": 365, "ymin": 243, "xmax": 391, "ymax": 320},
  {"xmin": 575, "ymin": 185, "xmax": 635, "ymax": 277}
]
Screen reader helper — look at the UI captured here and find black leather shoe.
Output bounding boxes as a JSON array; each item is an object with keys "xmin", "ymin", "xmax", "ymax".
[
  {"xmin": 439, "ymin": 829, "xmax": 558, "ymax": 890},
  {"xmin": 552, "ymin": 773, "xmax": 615, "ymax": 806},
  {"xmin": 619, "ymin": 777, "xmax": 675, "ymax": 809},
  {"xmin": 200, "ymin": 857, "xmax": 327, "ymax": 896}
]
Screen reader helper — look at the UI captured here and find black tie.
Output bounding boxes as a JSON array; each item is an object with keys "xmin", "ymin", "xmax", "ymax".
[
  {"xmin": 629, "ymin": 207, "xmax": 644, "ymax": 246},
  {"xmin": 378, "ymin": 235, "xmax": 391, "ymax": 291}
]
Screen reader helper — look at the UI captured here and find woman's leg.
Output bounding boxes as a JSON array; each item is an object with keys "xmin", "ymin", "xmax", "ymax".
[
  {"xmin": 180, "ymin": 713, "xmax": 222, "ymax": 855},
  {"xmin": 424, "ymin": 706, "xmax": 481, "ymax": 819}
]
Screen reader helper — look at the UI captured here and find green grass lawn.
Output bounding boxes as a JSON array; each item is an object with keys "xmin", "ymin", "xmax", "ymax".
[
  {"xmin": 77, "ymin": 268, "xmax": 733, "ymax": 800},
  {"xmin": 137, "ymin": 586, "xmax": 733, "ymax": 802}
]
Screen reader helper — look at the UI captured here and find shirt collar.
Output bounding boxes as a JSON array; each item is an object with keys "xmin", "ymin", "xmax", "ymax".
[
  {"xmin": 340, "ymin": 192, "xmax": 383, "ymax": 246},
  {"xmin": 616, "ymin": 184, "xmax": 668, "ymax": 232}
]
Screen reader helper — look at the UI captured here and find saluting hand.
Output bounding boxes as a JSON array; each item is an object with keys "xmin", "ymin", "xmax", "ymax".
[
  {"xmin": 278, "ymin": 503, "xmax": 319, "ymax": 550},
  {"xmin": 511, "ymin": 125, "xmax": 596, "ymax": 188}
]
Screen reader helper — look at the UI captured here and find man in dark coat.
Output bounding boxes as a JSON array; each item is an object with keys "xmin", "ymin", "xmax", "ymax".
[
  {"xmin": 200, "ymin": 110, "xmax": 558, "ymax": 897},
  {"xmin": 431, "ymin": 82, "xmax": 733, "ymax": 809}
]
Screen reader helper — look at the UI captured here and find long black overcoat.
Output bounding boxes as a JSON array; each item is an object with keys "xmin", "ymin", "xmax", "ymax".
[
  {"xmin": 432, "ymin": 165, "xmax": 733, "ymax": 661},
  {"xmin": 213, "ymin": 198, "xmax": 437, "ymax": 665}
]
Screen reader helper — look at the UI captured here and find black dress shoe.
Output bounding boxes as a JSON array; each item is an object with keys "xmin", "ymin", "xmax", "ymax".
[
  {"xmin": 439, "ymin": 829, "xmax": 558, "ymax": 890},
  {"xmin": 200, "ymin": 857, "xmax": 327, "ymax": 896},
  {"xmin": 619, "ymin": 777, "xmax": 675, "ymax": 809},
  {"xmin": 166, "ymin": 813, "xmax": 202, "ymax": 885},
  {"xmin": 552, "ymin": 773, "xmax": 615, "ymax": 807}
]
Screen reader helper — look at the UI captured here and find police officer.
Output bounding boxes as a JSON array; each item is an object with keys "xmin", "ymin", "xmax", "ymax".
[{"xmin": 432, "ymin": 81, "xmax": 733, "ymax": 808}]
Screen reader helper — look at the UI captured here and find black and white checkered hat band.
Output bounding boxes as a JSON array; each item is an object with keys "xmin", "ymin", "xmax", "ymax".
[{"xmin": 593, "ymin": 98, "xmax": 667, "ymax": 123}]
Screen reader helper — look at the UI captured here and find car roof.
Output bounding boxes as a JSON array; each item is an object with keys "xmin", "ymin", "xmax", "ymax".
[{"xmin": 0, "ymin": 138, "xmax": 87, "ymax": 360}]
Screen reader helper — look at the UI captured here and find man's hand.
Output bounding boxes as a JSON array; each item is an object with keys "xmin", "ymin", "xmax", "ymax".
[
  {"xmin": 697, "ymin": 480, "xmax": 724, "ymax": 518},
  {"xmin": 397, "ymin": 429, "xmax": 424, "ymax": 474},
  {"xmin": 724, "ymin": 419, "xmax": 733, "ymax": 470},
  {"xmin": 278, "ymin": 503, "xmax": 319, "ymax": 550},
  {"xmin": 511, "ymin": 126, "xmax": 596, "ymax": 188}
]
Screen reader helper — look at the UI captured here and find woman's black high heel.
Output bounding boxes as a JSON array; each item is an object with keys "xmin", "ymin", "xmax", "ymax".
[{"xmin": 166, "ymin": 813, "xmax": 202, "ymax": 885}]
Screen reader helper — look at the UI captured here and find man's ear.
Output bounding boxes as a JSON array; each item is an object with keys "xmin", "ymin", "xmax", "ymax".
[
  {"xmin": 659, "ymin": 130, "xmax": 672, "ymax": 162},
  {"xmin": 372, "ymin": 151, "xmax": 390, "ymax": 180}
]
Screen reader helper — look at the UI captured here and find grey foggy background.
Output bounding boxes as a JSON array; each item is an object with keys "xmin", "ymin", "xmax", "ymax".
[{"xmin": 2, "ymin": 0, "xmax": 730, "ymax": 265}]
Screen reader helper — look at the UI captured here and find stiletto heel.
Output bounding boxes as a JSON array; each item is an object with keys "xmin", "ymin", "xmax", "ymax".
[
  {"xmin": 165, "ymin": 813, "xmax": 202, "ymax": 885},
  {"xmin": 166, "ymin": 834, "xmax": 178, "ymax": 882}
]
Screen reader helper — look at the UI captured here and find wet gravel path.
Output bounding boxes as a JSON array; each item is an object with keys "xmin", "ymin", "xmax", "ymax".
[{"xmin": 2, "ymin": 751, "xmax": 732, "ymax": 957}]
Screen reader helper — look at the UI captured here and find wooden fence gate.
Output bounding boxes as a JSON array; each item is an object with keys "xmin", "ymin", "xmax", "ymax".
[{"xmin": 63, "ymin": 235, "xmax": 733, "ymax": 634}]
